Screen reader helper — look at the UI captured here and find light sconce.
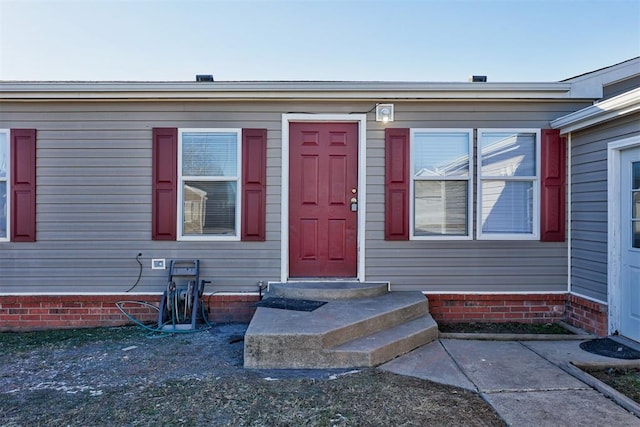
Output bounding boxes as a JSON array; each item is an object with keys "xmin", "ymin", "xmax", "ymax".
[{"xmin": 375, "ymin": 103, "xmax": 394, "ymax": 123}]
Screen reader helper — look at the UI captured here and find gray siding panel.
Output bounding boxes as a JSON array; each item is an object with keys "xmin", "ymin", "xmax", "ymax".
[
  {"xmin": 0, "ymin": 99, "xmax": 590, "ymax": 294},
  {"xmin": 603, "ymin": 75, "xmax": 640, "ymax": 99},
  {"xmin": 569, "ymin": 112, "xmax": 640, "ymax": 301},
  {"xmin": 364, "ymin": 101, "xmax": 586, "ymax": 293},
  {"xmin": 1, "ymin": 101, "xmax": 284, "ymax": 293}
]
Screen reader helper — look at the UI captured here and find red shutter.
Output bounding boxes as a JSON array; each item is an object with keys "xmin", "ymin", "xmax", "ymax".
[
  {"xmin": 241, "ymin": 129, "xmax": 267, "ymax": 241},
  {"xmin": 10, "ymin": 129, "xmax": 37, "ymax": 242},
  {"xmin": 540, "ymin": 129, "xmax": 566, "ymax": 242},
  {"xmin": 152, "ymin": 128, "xmax": 177, "ymax": 240},
  {"xmin": 385, "ymin": 128, "xmax": 410, "ymax": 240}
]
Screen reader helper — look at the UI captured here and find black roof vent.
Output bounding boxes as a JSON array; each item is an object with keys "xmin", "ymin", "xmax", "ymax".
[
  {"xmin": 470, "ymin": 75, "xmax": 487, "ymax": 82},
  {"xmin": 196, "ymin": 74, "xmax": 214, "ymax": 82}
]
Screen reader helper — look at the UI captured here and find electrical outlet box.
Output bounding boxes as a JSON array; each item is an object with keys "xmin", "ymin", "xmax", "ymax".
[{"xmin": 152, "ymin": 259, "xmax": 166, "ymax": 270}]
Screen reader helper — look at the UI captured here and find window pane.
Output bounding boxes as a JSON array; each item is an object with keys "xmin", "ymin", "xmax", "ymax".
[
  {"xmin": 415, "ymin": 180, "xmax": 467, "ymax": 236},
  {"xmin": 0, "ymin": 133, "xmax": 7, "ymax": 178},
  {"xmin": 414, "ymin": 132, "xmax": 470, "ymax": 178},
  {"xmin": 633, "ymin": 161, "xmax": 640, "ymax": 190},
  {"xmin": 481, "ymin": 132, "xmax": 536, "ymax": 177},
  {"xmin": 0, "ymin": 182, "xmax": 6, "ymax": 238},
  {"xmin": 182, "ymin": 132, "xmax": 237, "ymax": 177},
  {"xmin": 633, "ymin": 191, "xmax": 640, "ymax": 219},
  {"xmin": 481, "ymin": 180, "xmax": 533, "ymax": 234},
  {"xmin": 634, "ymin": 221, "xmax": 640, "ymax": 249},
  {"xmin": 182, "ymin": 181, "xmax": 236, "ymax": 236}
]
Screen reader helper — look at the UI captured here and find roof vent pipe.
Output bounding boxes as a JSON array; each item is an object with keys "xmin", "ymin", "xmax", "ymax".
[
  {"xmin": 196, "ymin": 75, "xmax": 214, "ymax": 82},
  {"xmin": 469, "ymin": 75, "xmax": 487, "ymax": 82}
]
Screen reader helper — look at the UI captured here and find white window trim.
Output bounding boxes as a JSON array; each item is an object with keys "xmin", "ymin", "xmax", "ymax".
[
  {"xmin": 410, "ymin": 128, "xmax": 474, "ymax": 240},
  {"xmin": 280, "ymin": 114, "xmax": 367, "ymax": 282},
  {"xmin": 476, "ymin": 128, "xmax": 541, "ymax": 240},
  {"xmin": 0, "ymin": 129, "xmax": 9, "ymax": 242},
  {"xmin": 177, "ymin": 128, "xmax": 242, "ymax": 241}
]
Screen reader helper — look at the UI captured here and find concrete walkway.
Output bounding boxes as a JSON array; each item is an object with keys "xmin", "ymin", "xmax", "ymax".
[{"xmin": 380, "ymin": 339, "xmax": 640, "ymax": 426}]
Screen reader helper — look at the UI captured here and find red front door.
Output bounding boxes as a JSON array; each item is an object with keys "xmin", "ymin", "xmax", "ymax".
[{"xmin": 289, "ymin": 122, "xmax": 358, "ymax": 277}]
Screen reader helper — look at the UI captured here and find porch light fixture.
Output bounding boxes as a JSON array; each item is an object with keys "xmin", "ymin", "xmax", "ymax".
[{"xmin": 376, "ymin": 103, "xmax": 394, "ymax": 123}]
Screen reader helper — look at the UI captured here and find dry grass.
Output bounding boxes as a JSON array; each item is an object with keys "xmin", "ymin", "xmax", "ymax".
[
  {"xmin": 0, "ymin": 325, "xmax": 504, "ymax": 426},
  {"xmin": 586, "ymin": 368, "xmax": 640, "ymax": 404},
  {"xmin": 2, "ymin": 371, "xmax": 501, "ymax": 426}
]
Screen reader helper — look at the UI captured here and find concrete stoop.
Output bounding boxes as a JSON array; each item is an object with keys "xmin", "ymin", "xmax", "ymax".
[
  {"xmin": 267, "ymin": 281, "xmax": 390, "ymax": 300},
  {"xmin": 243, "ymin": 283, "xmax": 438, "ymax": 369}
]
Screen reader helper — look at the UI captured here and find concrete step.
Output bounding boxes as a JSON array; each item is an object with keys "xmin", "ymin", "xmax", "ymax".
[
  {"xmin": 321, "ymin": 292, "xmax": 429, "ymax": 348},
  {"xmin": 244, "ymin": 291, "xmax": 436, "ymax": 369},
  {"xmin": 267, "ymin": 281, "xmax": 389, "ymax": 300},
  {"xmin": 329, "ymin": 314, "xmax": 438, "ymax": 367}
]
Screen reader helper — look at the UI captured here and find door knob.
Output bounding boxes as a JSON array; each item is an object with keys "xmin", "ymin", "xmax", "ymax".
[{"xmin": 350, "ymin": 197, "xmax": 358, "ymax": 212}]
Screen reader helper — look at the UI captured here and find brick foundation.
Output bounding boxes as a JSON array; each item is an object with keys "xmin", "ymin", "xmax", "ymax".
[
  {"xmin": 565, "ymin": 294, "xmax": 608, "ymax": 336},
  {"xmin": 0, "ymin": 293, "xmax": 259, "ymax": 332},
  {"xmin": 204, "ymin": 293, "xmax": 260, "ymax": 324},
  {"xmin": 427, "ymin": 293, "xmax": 567, "ymax": 325},
  {"xmin": 1, "ymin": 292, "xmax": 609, "ymax": 336}
]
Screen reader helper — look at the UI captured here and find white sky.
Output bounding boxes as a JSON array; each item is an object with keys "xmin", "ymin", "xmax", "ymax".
[{"xmin": 0, "ymin": 0, "xmax": 638, "ymax": 82}]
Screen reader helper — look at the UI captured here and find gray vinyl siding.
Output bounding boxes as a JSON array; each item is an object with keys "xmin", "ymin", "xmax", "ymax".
[
  {"xmin": 1, "ymin": 99, "xmax": 589, "ymax": 294},
  {"xmin": 603, "ymin": 75, "xmax": 640, "ymax": 99},
  {"xmin": 365, "ymin": 101, "xmax": 588, "ymax": 292},
  {"xmin": 1, "ymin": 101, "xmax": 287, "ymax": 294},
  {"xmin": 569, "ymin": 112, "xmax": 640, "ymax": 302}
]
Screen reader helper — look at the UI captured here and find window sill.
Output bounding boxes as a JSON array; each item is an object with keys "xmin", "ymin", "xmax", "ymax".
[{"xmin": 177, "ymin": 235, "xmax": 240, "ymax": 242}]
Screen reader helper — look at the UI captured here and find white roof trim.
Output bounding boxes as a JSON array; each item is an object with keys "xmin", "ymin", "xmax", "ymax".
[
  {"xmin": 0, "ymin": 81, "xmax": 580, "ymax": 101},
  {"xmin": 562, "ymin": 57, "xmax": 640, "ymax": 99},
  {"xmin": 551, "ymin": 88, "xmax": 640, "ymax": 134}
]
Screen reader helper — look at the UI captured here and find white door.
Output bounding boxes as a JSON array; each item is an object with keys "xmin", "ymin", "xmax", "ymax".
[{"xmin": 620, "ymin": 147, "xmax": 640, "ymax": 342}]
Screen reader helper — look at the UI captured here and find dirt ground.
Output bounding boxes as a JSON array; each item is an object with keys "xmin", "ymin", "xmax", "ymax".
[
  {"xmin": 586, "ymin": 368, "xmax": 640, "ymax": 404},
  {"xmin": 438, "ymin": 322, "xmax": 573, "ymax": 334},
  {"xmin": 0, "ymin": 324, "xmax": 504, "ymax": 426}
]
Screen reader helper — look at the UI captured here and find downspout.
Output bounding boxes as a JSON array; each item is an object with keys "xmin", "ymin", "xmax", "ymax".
[{"xmin": 566, "ymin": 133, "xmax": 572, "ymax": 296}]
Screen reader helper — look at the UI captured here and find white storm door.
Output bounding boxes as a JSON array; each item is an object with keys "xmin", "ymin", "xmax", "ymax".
[{"xmin": 620, "ymin": 147, "xmax": 640, "ymax": 342}]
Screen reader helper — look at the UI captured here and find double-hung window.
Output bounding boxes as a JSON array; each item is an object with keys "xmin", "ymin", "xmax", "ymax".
[
  {"xmin": 178, "ymin": 129, "xmax": 242, "ymax": 240},
  {"xmin": 0, "ymin": 130, "xmax": 8, "ymax": 241},
  {"xmin": 411, "ymin": 129, "xmax": 473, "ymax": 239},
  {"xmin": 477, "ymin": 129, "xmax": 540, "ymax": 239}
]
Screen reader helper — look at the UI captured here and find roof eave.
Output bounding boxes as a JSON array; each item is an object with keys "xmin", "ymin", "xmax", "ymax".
[
  {"xmin": 561, "ymin": 57, "xmax": 640, "ymax": 98},
  {"xmin": 0, "ymin": 81, "xmax": 583, "ymax": 101},
  {"xmin": 550, "ymin": 88, "xmax": 640, "ymax": 134}
]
